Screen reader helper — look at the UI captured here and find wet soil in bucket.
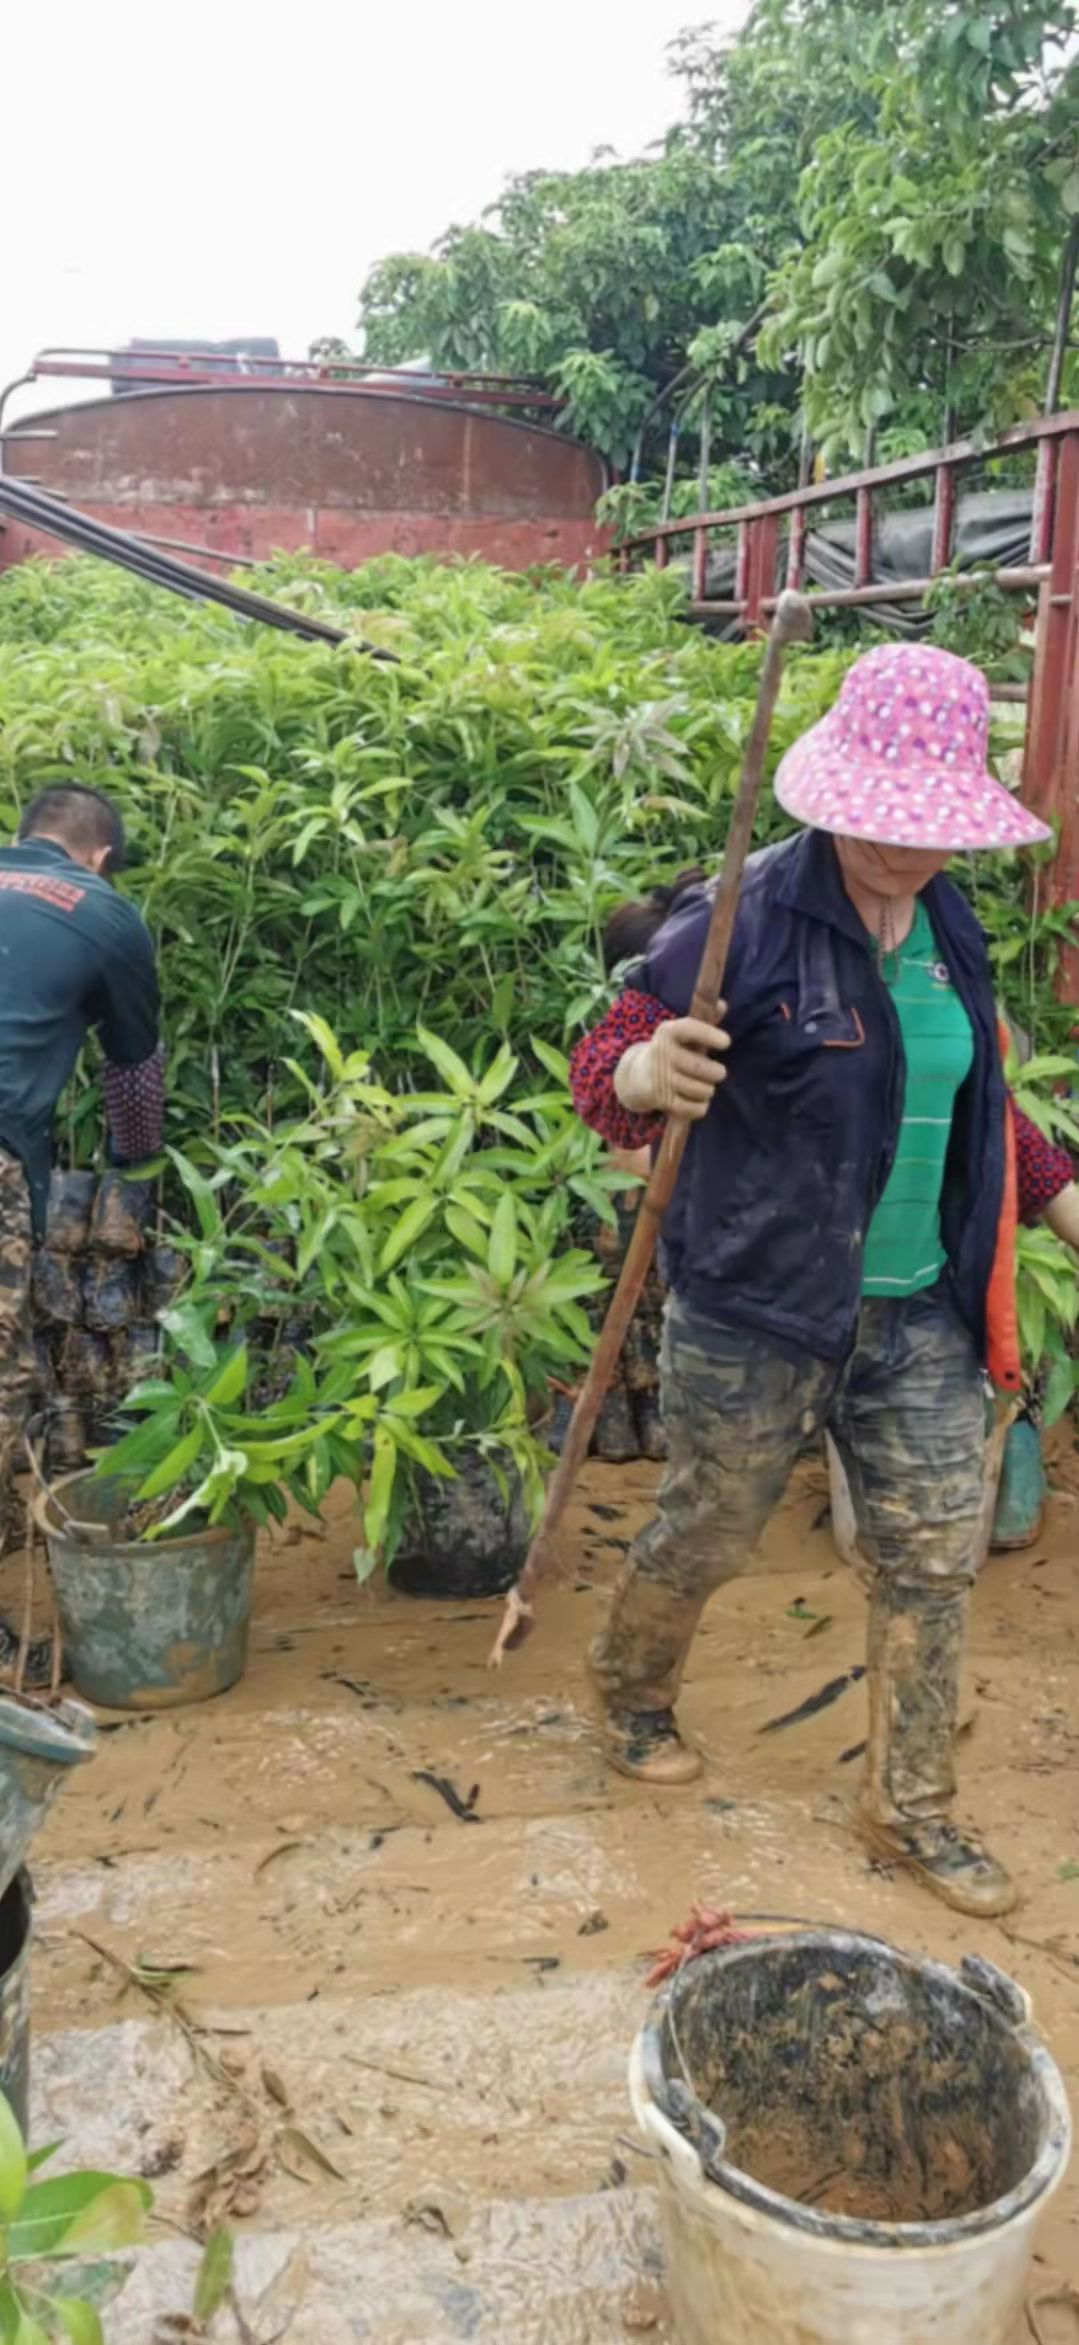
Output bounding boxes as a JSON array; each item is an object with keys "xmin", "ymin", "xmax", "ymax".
[{"xmin": 649, "ymin": 1933, "xmax": 1063, "ymax": 2228}]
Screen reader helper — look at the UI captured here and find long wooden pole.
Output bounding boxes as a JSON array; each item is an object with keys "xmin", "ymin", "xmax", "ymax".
[{"xmin": 489, "ymin": 589, "xmax": 814, "ymax": 1665}]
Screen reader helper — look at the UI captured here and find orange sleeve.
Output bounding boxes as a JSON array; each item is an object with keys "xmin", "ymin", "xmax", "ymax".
[{"xmin": 985, "ymin": 1020, "xmax": 1022, "ymax": 1395}]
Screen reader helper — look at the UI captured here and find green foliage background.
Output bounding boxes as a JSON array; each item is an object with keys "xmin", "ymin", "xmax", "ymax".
[
  {"xmin": 0, "ymin": 553, "xmax": 848, "ymax": 1151},
  {"xmin": 0, "ymin": 551, "xmax": 1066, "ymax": 1147},
  {"xmin": 350, "ymin": 0, "xmax": 1079, "ymax": 489}
]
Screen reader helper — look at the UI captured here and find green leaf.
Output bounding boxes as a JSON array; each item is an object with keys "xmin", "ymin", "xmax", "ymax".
[
  {"xmin": 153, "ymin": 1450, "xmax": 248, "ymax": 1534},
  {"xmin": 202, "ymin": 1345, "xmax": 249, "ymax": 1409},
  {"xmin": 136, "ymin": 1424, "xmax": 205, "ymax": 1504},
  {"xmin": 383, "ymin": 1422, "xmax": 452, "ymax": 1474},
  {"xmin": 487, "ymin": 1193, "xmax": 517, "ymax": 1285},
  {"xmin": 8, "ymin": 2175, "xmax": 150, "ymax": 2262},
  {"xmin": 194, "ymin": 2227, "xmax": 235, "ymax": 2322},
  {"xmin": 291, "ymin": 1010, "xmax": 345, "ymax": 1080},
  {"xmin": 378, "ymin": 1194, "xmax": 438, "ymax": 1274},
  {"xmin": 53, "ymin": 2304, "xmax": 105, "ymax": 2345},
  {"xmin": 1043, "ymin": 1354, "xmax": 1076, "ymax": 1430},
  {"xmin": 159, "ymin": 1303, "xmax": 217, "ymax": 1373},
  {"xmin": 477, "ymin": 1043, "xmax": 519, "ymax": 1106},
  {"xmin": 531, "ymin": 1038, "xmax": 569, "ymax": 1086},
  {"xmin": 416, "ymin": 1027, "xmax": 474, "ymax": 1098},
  {"xmin": 362, "ymin": 1425, "xmax": 397, "ymax": 1557},
  {"xmin": 382, "ymin": 1384, "xmax": 443, "ymax": 1420},
  {"xmin": 12, "ymin": 2310, "xmax": 48, "ymax": 2345},
  {"xmin": 117, "ymin": 1380, "xmax": 175, "ymax": 1411},
  {"xmin": 0, "ymin": 2091, "xmax": 27, "ymax": 2222},
  {"xmin": 444, "ymin": 1206, "xmax": 489, "ymax": 1259}
]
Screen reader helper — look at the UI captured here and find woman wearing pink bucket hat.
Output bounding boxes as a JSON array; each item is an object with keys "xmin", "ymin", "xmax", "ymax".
[{"xmin": 571, "ymin": 642, "xmax": 1079, "ymax": 1920}]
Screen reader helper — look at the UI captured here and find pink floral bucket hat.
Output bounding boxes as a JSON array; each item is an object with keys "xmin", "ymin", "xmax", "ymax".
[{"xmin": 774, "ymin": 643, "xmax": 1050, "ymax": 850}]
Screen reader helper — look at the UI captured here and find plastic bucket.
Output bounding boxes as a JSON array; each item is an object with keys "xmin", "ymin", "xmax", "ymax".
[
  {"xmin": 991, "ymin": 1416, "xmax": 1048, "ymax": 1551},
  {"xmin": 0, "ymin": 1872, "xmax": 32, "ymax": 2135},
  {"xmin": 630, "ymin": 1929, "xmax": 1071, "ymax": 2345},
  {"xmin": 36, "ymin": 1473, "xmax": 255, "ymax": 1711},
  {"xmin": 0, "ymin": 1696, "xmax": 97, "ymax": 1903}
]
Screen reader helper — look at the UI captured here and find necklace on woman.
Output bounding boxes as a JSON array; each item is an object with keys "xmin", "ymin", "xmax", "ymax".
[{"xmin": 876, "ymin": 895, "xmax": 901, "ymax": 984}]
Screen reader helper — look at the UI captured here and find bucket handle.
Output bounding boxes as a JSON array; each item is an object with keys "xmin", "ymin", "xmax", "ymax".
[
  {"xmin": 959, "ymin": 1953, "xmax": 1032, "ymax": 2031},
  {"xmin": 657, "ymin": 2079, "xmax": 728, "ymax": 2181},
  {"xmin": 629, "ymin": 2034, "xmax": 727, "ymax": 2191}
]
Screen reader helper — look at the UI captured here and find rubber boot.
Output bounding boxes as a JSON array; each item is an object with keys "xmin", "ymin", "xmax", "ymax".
[
  {"xmin": 859, "ymin": 1581, "xmax": 1016, "ymax": 1919},
  {"xmin": 588, "ymin": 1579, "xmax": 704, "ymax": 1786},
  {"xmin": 599, "ymin": 1704, "xmax": 702, "ymax": 1785},
  {"xmin": 990, "ymin": 1416, "xmax": 1047, "ymax": 1552}
]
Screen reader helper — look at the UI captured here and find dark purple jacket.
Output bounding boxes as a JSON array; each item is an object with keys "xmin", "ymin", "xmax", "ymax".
[{"xmin": 625, "ymin": 829, "xmax": 1006, "ymax": 1363}]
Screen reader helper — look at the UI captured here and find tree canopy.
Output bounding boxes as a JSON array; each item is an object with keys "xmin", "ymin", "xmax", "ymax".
[{"xmin": 345, "ymin": 0, "xmax": 1079, "ymax": 502}]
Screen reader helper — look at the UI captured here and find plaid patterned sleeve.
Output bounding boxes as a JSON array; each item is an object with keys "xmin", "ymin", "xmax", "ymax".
[
  {"xmin": 568, "ymin": 989, "xmax": 673, "ymax": 1149},
  {"xmin": 103, "ymin": 1044, "xmax": 166, "ymax": 1163},
  {"xmin": 1013, "ymin": 1101, "xmax": 1074, "ymax": 1225}
]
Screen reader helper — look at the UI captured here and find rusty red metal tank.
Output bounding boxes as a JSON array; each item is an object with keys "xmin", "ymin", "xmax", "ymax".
[{"xmin": 0, "ymin": 355, "xmax": 608, "ymax": 574}]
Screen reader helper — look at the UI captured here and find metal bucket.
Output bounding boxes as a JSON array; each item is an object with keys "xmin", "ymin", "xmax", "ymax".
[
  {"xmin": 0, "ymin": 1872, "xmax": 32, "ymax": 2135},
  {"xmin": 36, "ymin": 1473, "xmax": 255, "ymax": 1711},
  {"xmin": 0, "ymin": 1696, "xmax": 97, "ymax": 1903},
  {"xmin": 631, "ymin": 1930, "xmax": 1071, "ymax": 2345}
]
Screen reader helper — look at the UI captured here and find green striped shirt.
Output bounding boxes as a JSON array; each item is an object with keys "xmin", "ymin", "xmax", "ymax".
[{"xmin": 861, "ymin": 898, "xmax": 974, "ymax": 1299}]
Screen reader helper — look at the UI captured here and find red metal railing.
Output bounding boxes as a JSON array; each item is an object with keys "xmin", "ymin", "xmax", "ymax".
[
  {"xmin": 17, "ymin": 348, "xmax": 562, "ymax": 414},
  {"xmin": 622, "ymin": 409, "xmax": 1079, "ymax": 998}
]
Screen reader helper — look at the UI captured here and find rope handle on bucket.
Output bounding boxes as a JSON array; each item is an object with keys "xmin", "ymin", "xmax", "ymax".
[{"xmin": 23, "ymin": 1414, "xmax": 109, "ymax": 1541}]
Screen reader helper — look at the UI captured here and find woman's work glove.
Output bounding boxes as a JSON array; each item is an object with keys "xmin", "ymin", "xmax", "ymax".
[{"xmin": 613, "ymin": 1014, "xmax": 729, "ymax": 1120}]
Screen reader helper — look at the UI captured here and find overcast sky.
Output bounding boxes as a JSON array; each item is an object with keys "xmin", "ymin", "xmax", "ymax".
[{"xmin": 3, "ymin": 0, "xmax": 746, "ymax": 421}]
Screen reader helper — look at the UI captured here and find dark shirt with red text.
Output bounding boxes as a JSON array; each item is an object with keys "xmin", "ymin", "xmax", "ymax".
[{"xmin": 0, "ymin": 838, "xmax": 160, "ymax": 1231}]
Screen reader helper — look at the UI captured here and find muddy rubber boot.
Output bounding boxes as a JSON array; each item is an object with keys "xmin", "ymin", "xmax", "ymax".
[
  {"xmin": 601, "ymin": 1705, "xmax": 703, "ymax": 1786},
  {"xmin": 859, "ymin": 1580, "xmax": 1016, "ymax": 1919},
  {"xmin": 860, "ymin": 1815, "xmax": 1016, "ymax": 1918},
  {"xmin": 633, "ymin": 1391, "xmax": 668, "ymax": 1463}
]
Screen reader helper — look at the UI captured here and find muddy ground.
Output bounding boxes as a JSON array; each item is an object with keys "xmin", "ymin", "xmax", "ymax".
[{"xmin": 12, "ymin": 1443, "xmax": 1079, "ymax": 2342}]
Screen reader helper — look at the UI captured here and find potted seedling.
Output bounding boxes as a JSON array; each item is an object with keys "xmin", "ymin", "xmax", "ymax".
[
  {"xmin": 141, "ymin": 1021, "xmax": 609, "ymax": 1600},
  {"xmin": 312, "ymin": 1028, "xmax": 609, "ymax": 1593},
  {"xmin": 34, "ymin": 1326, "xmax": 367, "ymax": 1711}
]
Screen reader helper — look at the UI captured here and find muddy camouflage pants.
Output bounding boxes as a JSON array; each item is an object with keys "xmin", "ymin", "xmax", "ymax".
[
  {"xmin": 0, "ymin": 1152, "xmax": 34, "ymax": 1548},
  {"xmin": 591, "ymin": 1281, "xmax": 987, "ymax": 1830}
]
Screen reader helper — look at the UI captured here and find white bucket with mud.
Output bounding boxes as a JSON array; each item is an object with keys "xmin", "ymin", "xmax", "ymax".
[{"xmin": 630, "ymin": 1929, "xmax": 1071, "ymax": 2345}]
